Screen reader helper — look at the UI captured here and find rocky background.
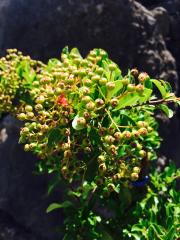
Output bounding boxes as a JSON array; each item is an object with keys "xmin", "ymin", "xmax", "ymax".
[{"xmin": 0, "ymin": 0, "xmax": 180, "ymax": 239}]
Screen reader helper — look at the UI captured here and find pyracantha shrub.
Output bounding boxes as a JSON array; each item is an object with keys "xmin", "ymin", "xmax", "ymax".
[{"xmin": 0, "ymin": 48, "xmax": 179, "ymax": 239}]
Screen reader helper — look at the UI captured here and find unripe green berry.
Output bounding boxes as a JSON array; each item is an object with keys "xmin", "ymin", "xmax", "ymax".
[
  {"xmin": 107, "ymin": 183, "xmax": 115, "ymax": 192},
  {"xmin": 131, "ymin": 172, "xmax": 139, "ymax": 181},
  {"xmin": 61, "ymin": 166, "xmax": 68, "ymax": 175},
  {"xmin": 86, "ymin": 101, "xmax": 95, "ymax": 111},
  {"xmin": 65, "ymin": 75, "xmax": 74, "ymax": 84},
  {"xmin": 99, "ymin": 163, "xmax": 107, "ymax": 173},
  {"xmin": 25, "ymin": 105, "xmax": 33, "ymax": 112},
  {"xmin": 78, "ymin": 69, "xmax": 86, "ymax": 76},
  {"xmin": 122, "ymin": 131, "xmax": 132, "ymax": 140},
  {"xmin": 99, "ymin": 49, "xmax": 107, "ymax": 57},
  {"xmin": 32, "ymin": 81, "xmax": 39, "ymax": 87},
  {"xmin": 80, "ymin": 87, "xmax": 90, "ymax": 95},
  {"xmin": 41, "ymin": 124, "xmax": 49, "ymax": 131},
  {"xmin": 138, "ymin": 72, "xmax": 150, "ymax": 83},
  {"xmin": 81, "ymin": 59, "xmax": 88, "ymax": 67},
  {"xmin": 112, "ymin": 173, "xmax": 121, "ymax": 181},
  {"xmin": 110, "ymin": 98, "xmax": 119, "ymax": 107},
  {"xmin": 138, "ymin": 127, "xmax": 148, "ymax": 136},
  {"xmin": 96, "ymin": 56, "xmax": 102, "ymax": 62},
  {"xmin": 104, "ymin": 135, "xmax": 115, "ymax": 144},
  {"xmin": 137, "ymin": 121, "xmax": 148, "ymax": 128},
  {"xmin": 77, "ymin": 117, "xmax": 86, "ymax": 126},
  {"xmin": 99, "ymin": 77, "xmax": 107, "ymax": 86},
  {"xmin": 147, "ymin": 126, "xmax": 153, "ymax": 132},
  {"xmin": 121, "ymin": 78, "xmax": 129, "ymax": 85},
  {"xmin": 139, "ymin": 150, "xmax": 146, "ymax": 158},
  {"xmin": 98, "ymin": 155, "xmax": 106, "ymax": 163},
  {"xmin": 133, "ymin": 166, "xmax": 140, "ymax": 173},
  {"xmin": 18, "ymin": 113, "xmax": 26, "ymax": 121},
  {"xmin": 84, "ymin": 147, "xmax": 91, "ymax": 153},
  {"xmin": 95, "ymin": 67, "xmax": 104, "ymax": 75},
  {"xmin": 127, "ymin": 84, "xmax": 136, "ymax": 92},
  {"xmin": 36, "ymin": 95, "xmax": 45, "ymax": 104},
  {"xmin": 82, "ymin": 96, "xmax": 91, "ymax": 103},
  {"xmin": 95, "ymin": 98, "xmax": 104, "ymax": 107},
  {"xmin": 29, "ymin": 143, "xmax": 37, "ymax": 150},
  {"xmin": 26, "ymin": 112, "xmax": 35, "ymax": 119},
  {"xmin": 24, "ymin": 144, "xmax": 30, "ymax": 152},
  {"xmin": 132, "ymin": 130, "xmax": 140, "ymax": 138},
  {"xmin": 60, "ymin": 118, "xmax": 68, "ymax": 125},
  {"xmin": 130, "ymin": 68, "xmax": 139, "ymax": 77},
  {"xmin": 83, "ymin": 78, "xmax": 93, "ymax": 87},
  {"xmin": 21, "ymin": 127, "xmax": 29, "ymax": 134},
  {"xmin": 46, "ymin": 89, "xmax": 54, "ymax": 97},
  {"xmin": 114, "ymin": 132, "xmax": 122, "ymax": 141},
  {"xmin": 92, "ymin": 75, "xmax": 100, "ymax": 83},
  {"xmin": 83, "ymin": 111, "xmax": 91, "ymax": 119},
  {"xmin": 136, "ymin": 143, "xmax": 142, "ymax": 150},
  {"xmin": 108, "ymin": 144, "xmax": 117, "ymax": 154},
  {"xmin": 89, "ymin": 50, "xmax": 97, "ymax": 57},
  {"xmin": 73, "ymin": 58, "xmax": 81, "ymax": 65},
  {"xmin": 106, "ymin": 82, "xmax": 115, "ymax": 90},
  {"xmin": 55, "ymin": 88, "xmax": 62, "ymax": 95},
  {"xmin": 147, "ymin": 152, "xmax": 153, "ymax": 160},
  {"xmin": 109, "ymin": 63, "xmax": 116, "ymax": 71},
  {"xmin": 35, "ymin": 104, "xmax": 43, "ymax": 111}
]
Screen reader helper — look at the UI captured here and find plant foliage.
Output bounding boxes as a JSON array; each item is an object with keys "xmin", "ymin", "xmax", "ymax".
[{"xmin": 0, "ymin": 48, "xmax": 179, "ymax": 239}]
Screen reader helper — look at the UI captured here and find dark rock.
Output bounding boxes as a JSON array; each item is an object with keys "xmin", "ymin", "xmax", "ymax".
[
  {"xmin": 0, "ymin": 115, "xmax": 63, "ymax": 240},
  {"xmin": 0, "ymin": 0, "xmax": 179, "ymax": 239},
  {"xmin": 137, "ymin": 0, "xmax": 180, "ymax": 165},
  {"xmin": 0, "ymin": 210, "xmax": 43, "ymax": 240},
  {"xmin": 152, "ymin": 7, "xmax": 170, "ymax": 37}
]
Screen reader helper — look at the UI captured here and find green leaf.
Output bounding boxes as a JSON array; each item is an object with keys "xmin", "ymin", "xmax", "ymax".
[
  {"xmin": 70, "ymin": 48, "xmax": 82, "ymax": 57},
  {"xmin": 161, "ymin": 80, "xmax": 172, "ymax": 93},
  {"xmin": 151, "ymin": 79, "xmax": 167, "ymax": 98},
  {"xmin": 176, "ymin": 100, "xmax": 180, "ymax": 106},
  {"xmin": 158, "ymin": 104, "xmax": 174, "ymax": 118},
  {"xmin": 48, "ymin": 128, "xmax": 63, "ymax": 148},
  {"xmin": 165, "ymin": 226, "xmax": 176, "ymax": 240},
  {"xmin": 138, "ymin": 88, "xmax": 153, "ymax": 103},
  {"xmin": 131, "ymin": 225, "xmax": 144, "ymax": 233},
  {"xmin": 144, "ymin": 79, "xmax": 153, "ymax": 89},
  {"xmin": 114, "ymin": 92, "xmax": 140, "ymax": 110},
  {"xmin": 46, "ymin": 201, "xmax": 73, "ymax": 213},
  {"xmin": 62, "ymin": 46, "xmax": 69, "ymax": 55}
]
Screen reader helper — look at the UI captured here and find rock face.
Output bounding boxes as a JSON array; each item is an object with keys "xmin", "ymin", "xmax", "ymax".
[
  {"xmin": 0, "ymin": 0, "xmax": 179, "ymax": 239},
  {"xmin": 0, "ymin": 115, "xmax": 63, "ymax": 240},
  {"xmin": 136, "ymin": 0, "xmax": 180, "ymax": 163}
]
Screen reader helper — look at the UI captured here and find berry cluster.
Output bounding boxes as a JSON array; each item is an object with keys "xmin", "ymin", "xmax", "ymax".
[
  {"xmin": 0, "ymin": 47, "xmax": 178, "ymax": 194},
  {"xmin": 0, "ymin": 49, "xmax": 44, "ymax": 114}
]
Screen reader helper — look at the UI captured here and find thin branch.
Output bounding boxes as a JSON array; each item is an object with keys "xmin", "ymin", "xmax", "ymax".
[
  {"xmin": 118, "ymin": 97, "xmax": 180, "ymax": 111},
  {"xmin": 105, "ymin": 108, "xmax": 120, "ymax": 131}
]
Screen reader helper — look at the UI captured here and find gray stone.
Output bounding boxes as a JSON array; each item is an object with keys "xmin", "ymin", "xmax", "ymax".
[{"xmin": 0, "ymin": 116, "xmax": 63, "ymax": 240}]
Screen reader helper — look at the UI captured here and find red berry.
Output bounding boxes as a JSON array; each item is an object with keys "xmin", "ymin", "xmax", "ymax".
[{"xmin": 57, "ymin": 94, "xmax": 68, "ymax": 106}]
